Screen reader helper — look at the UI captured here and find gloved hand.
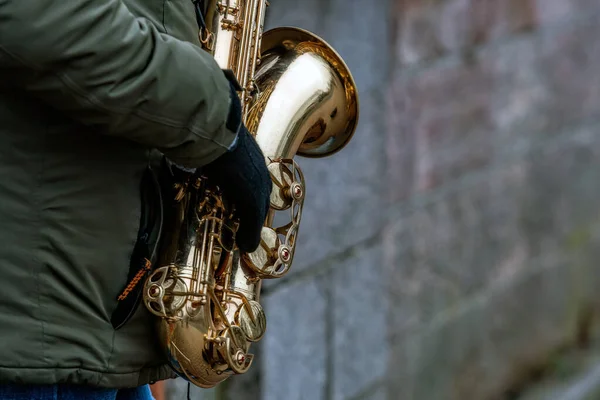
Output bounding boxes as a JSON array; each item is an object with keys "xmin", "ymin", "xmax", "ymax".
[{"xmin": 201, "ymin": 72, "xmax": 272, "ymax": 253}]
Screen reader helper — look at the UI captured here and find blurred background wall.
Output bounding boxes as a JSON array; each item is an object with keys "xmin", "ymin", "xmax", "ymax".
[{"xmin": 166, "ymin": 0, "xmax": 600, "ymax": 399}]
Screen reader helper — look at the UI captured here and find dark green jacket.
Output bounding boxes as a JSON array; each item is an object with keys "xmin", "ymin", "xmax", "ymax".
[{"xmin": 0, "ymin": 0, "xmax": 235, "ymax": 388}]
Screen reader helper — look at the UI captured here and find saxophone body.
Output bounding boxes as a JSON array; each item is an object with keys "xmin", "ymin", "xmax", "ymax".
[{"xmin": 143, "ymin": 0, "xmax": 359, "ymax": 388}]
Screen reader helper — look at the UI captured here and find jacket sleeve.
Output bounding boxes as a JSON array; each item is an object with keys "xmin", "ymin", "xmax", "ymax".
[{"xmin": 0, "ymin": 0, "xmax": 236, "ymax": 167}]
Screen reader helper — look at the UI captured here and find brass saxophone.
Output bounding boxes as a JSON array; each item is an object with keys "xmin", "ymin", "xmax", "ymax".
[{"xmin": 142, "ymin": 0, "xmax": 359, "ymax": 388}]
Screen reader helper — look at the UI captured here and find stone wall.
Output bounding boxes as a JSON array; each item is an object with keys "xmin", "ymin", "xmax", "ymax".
[
  {"xmin": 385, "ymin": 1, "xmax": 600, "ymax": 398},
  {"xmin": 168, "ymin": 1, "xmax": 600, "ymax": 399}
]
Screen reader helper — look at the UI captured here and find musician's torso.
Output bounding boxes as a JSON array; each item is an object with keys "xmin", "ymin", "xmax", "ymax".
[{"xmin": 0, "ymin": 0, "xmax": 215, "ymax": 389}]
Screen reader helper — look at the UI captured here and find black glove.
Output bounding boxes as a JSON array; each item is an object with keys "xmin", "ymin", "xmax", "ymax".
[{"xmin": 201, "ymin": 72, "xmax": 272, "ymax": 253}]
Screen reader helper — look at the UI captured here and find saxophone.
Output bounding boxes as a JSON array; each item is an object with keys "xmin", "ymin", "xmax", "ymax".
[{"xmin": 142, "ymin": 0, "xmax": 359, "ymax": 388}]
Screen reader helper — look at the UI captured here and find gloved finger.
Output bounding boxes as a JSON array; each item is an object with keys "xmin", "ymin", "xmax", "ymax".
[
  {"xmin": 236, "ymin": 219, "xmax": 263, "ymax": 253},
  {"xmin": 234, "ymin": 195, "xmax": 270, "ymax": 253}
]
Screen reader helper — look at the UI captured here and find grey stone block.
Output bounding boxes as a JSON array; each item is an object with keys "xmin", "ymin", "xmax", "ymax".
[
  {"xmin": 386, "ymin": 122, "xmax": 600, "ymax": 336},
  {"xmin": 393, "ymin": 0, "xmax": 537, "ymax": 67},
  {"xmin": 264, "ymin": 0, "xmax": 326, "ymax": 34},
  {"xmin": 364, "ymin": 388, "xmax": 387, "ymax": 400},
  {"xmin": 517, "ymin": 352, "xmax": 600, "ymax": 400},
  {"xmin": 261, "ymin": 277, "xmax": 328, "ymax": 400},
  {"xmin": 386, "ymin": 161, "xmax": 529, "ymax": 334},
  {"xmin": 387, "ymin": 251, "xmax": 594, "ymax": 400},
  {"xmin": 354, "ymin": 384, "xmax": 387, "ymax": 400},
  {"xmin": 535, "ymin": 0, "xmax": 600, "ymax": 25},
  {"xmin": 388, "ymin": 10, "xmax": 600, "ymax": 199},
  {"xmin": 331, "ymin": 242, "xmax": 389, "ymax": 400},
  {"xmin": 486, "ymin": 14, "xmax": 600, "ymax": 158}
]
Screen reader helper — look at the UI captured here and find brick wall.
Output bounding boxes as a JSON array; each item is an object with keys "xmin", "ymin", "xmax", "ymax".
[{"xmin": 168, "ymin": 1, "xmax": 600, "ymax": 399}]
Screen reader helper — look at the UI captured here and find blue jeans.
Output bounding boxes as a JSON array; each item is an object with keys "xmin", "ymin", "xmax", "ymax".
[{"xmin": 0, "ymin": 384, "xmax": 154, "ymax": 400}]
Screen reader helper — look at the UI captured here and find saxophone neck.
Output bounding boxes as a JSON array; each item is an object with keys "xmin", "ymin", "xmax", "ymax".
[{"xmin": 201, "ymin": 0, "xmax": 268, "ymax": 116}]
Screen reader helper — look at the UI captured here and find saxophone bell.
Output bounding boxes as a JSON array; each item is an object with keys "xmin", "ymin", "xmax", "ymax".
[{"xmin": 254, "ymin": 27, "xmax": 359, "ymax": 159}]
